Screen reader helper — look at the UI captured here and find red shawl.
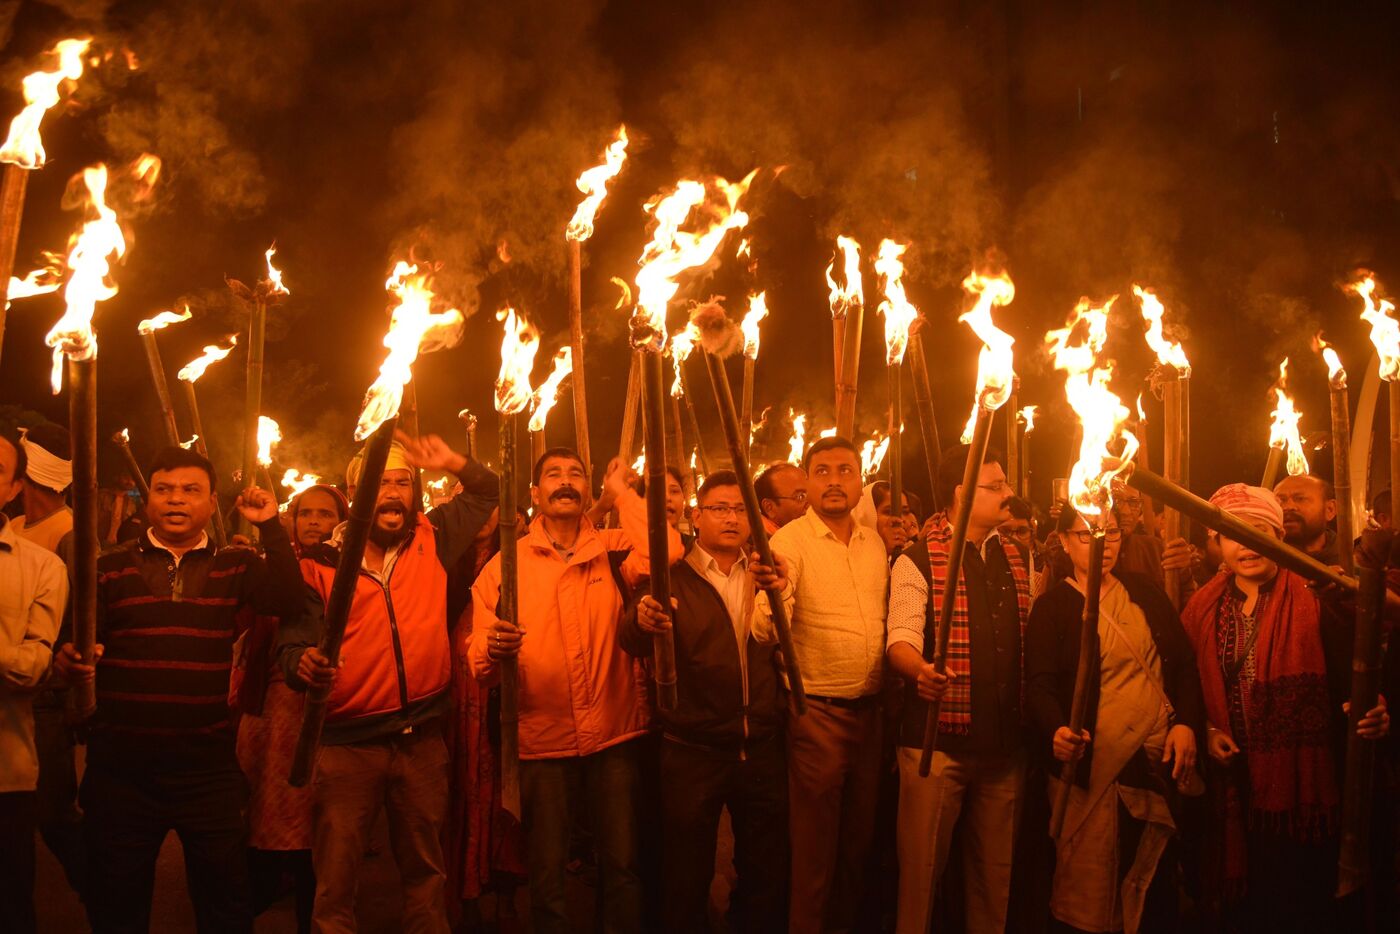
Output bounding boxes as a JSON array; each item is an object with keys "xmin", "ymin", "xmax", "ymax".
[{"xmin": 1179, "ymin": 568, "xmax": 1339, "ymax": 893}]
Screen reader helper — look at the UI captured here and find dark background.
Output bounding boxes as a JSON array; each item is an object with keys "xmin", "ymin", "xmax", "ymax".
[{"xmin": 2, "ymin": 0, "xmax": 1399, "ymax": 510}]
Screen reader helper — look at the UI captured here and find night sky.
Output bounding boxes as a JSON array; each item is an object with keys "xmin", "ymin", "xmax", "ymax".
[{"xmin": 2, "ymin": 0, "xmax": 1400, "ymax": 512}]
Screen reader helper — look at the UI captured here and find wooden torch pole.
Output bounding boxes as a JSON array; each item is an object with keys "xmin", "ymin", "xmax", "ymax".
[
  {"xmin": 1330, "ymin": 372, "xmax": 1355, "ymax": 574},
  {"xmin": 1161, "ymin": 372, "xmax": 1184, "ymax": 607},
  {"xmin": 1389, "ymin": 381, "xmax": 1400, "ymax": 531},
  {"xmin": 1006, "ymin": 379, "xmax": 1020, "ymax": 496},
  {"xmin": 0, "ymin": 165, "xmax": 29, "ymax": 369},
  {"xmin": 618, "ymin": 352, "xmax": 642, "ymax": 464},
  {"xmin": 1050, "ymin": 530, "xmax": 1107, "ymax": 840},
  {"xmin": 567, "ymin": 239, "xmax": 593, "ymax": 480},
  {"xmin": 888, "ymin": 362, "xmax": 903, "ymax": 523},
  {"xmin": 240, "ymin": 296, "xmax": 267, "ymax": 536},
  {"xmin": 68, "ymin": 357, "xmax": 98, "ymax": 719},
  {"xmin": 908, "ymin": 328, "xmax": 942, "ymax": 509},
  {"xmin": 641, "ymin": 351, "xmax": 678, "ymax": 711},
  {"xmin": 741, "ymin": 355, "xmax": 755, "ymax": 458},
  {"xmin": 496, "ymin": 411, "xmax": 523, "ymax": 817},
  {"xmin": 112, "ymin": 431, "xmax": 149, "ymax": 504},
  {"xmin": 180, "ymin": 380, "xmax": 228, "ymax": 547},
  {"xmin": 140, "ymin": 330, "xmax": 181, "ymax": 446},
  {"xmin": 289, "ymin": 417, "xmax": 398, "ymax": 787},
  {"xmin": 835, "ymin": 302, "xmax": 864, "ymax": 439}
]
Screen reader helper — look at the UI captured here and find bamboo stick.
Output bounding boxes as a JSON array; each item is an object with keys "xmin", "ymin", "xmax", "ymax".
[
  {"xmin": 458, "ymin": 409, "xmax": 478, "ymax": 462},
  {"xmin": 832, "ymin": 315, "xmax": 846, "ymax": 410},
  {"xmin": 1261, "ymin": 445, "xmax": 1286, "ymax": 491},
  {"xmin": 1330, "ymin": 375, "xmax": 1355, "ymax": 574},
  {"xmin": 240, "ymin": 296, "xmax": 267, "ymax": 536},
  {"xmin": 618, "ymin": 352, "xmax": 642, "ymax": 463},
  {"xmin": 112, "ymin": 431, "xmax": 148, "ymax": 504},
  {"xmin": 289, "ymin": 417, "xmax": 398, "ymax": 787},
  {"xmin": 567, "ymin": 239, "xmax": 593, "ymax": 480},
  {"xmin": 835, "ymin": 302, "xmax": 864, "ymax": 439},
  {"xmin": 679, "ymin": 367, "xmax": 710, "ymax": 475},
  {"xmin": 1336, "ymin": 548, "xmax": 1385, "ymax": 897},
  {"xmin": 701, "ymin": 350, "xmax": 806, "ymax": 713},
  {"xmin": 908, "ymin": 329, "xmax": 942, "ymax": 509},
  {"xmin": 496, "ymin": 412, "xmax": 522, "ymax": 817},
  {"xmin": 888, "ymin": 363, "xmax": 903, "ymax": 526},
  {"xmin": 1006, "ymin": 381, "xmax": 1019, "ymax": 496},
  {"xmin": 741, "ymin": 355, "xmax": 755, "ymax": 458},
  {"xmin": 0, "ymin": 165, "xmax": 29, "ymax": 369},
  {"xmin": 641, "ymin": 352, "xmax": 678, "ymax": 711},
  {"xmin": 68, "ymin": 358, "xmax": 98, "ymax": 719},
  {"xmin": 141, "ymin": 331, "xmax": 181, "ymax": 446},
  {"xmin": 919, "ymin": 407, "xmax": 994, "ymax": 776},
  {"xmin": 180, "ymin": 380, "xmax": 228, "ymax": 547},
  {"xmin": 1389, "ymin": 381, "xmax": 1400, "ymax": 533},
  {"xmin": 1050, "ymin": 532, "xmax": 1106, "ymax": 840},
  {"xmin": 1162, "ymin": 375, "xmax": 1184, "ymax": 606}
]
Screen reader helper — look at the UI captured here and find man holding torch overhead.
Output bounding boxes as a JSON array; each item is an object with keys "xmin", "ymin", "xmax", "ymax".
[
  {"xmin": 884, "ymin": 443, "xmax": 1031, "ymax": 934},
  {"xmin": 278, "ymin": 434, "xmax": 497, "ymax": 934},
  {"xmin": 748, "ymin": 435, "xmax": 889, "ymax": 934},
  {"xmin": 52, "ymin": 445, "xmax": 302, "ymax": 933},
  {"xmin": 469, "ymin": 448, "xmax": 680, "ymax": 934}
]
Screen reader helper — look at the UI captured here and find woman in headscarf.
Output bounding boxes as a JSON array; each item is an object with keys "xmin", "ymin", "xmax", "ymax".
[{"xmin": 1025, "ymin": 504, "xmax": 1205, "ymax": 934}]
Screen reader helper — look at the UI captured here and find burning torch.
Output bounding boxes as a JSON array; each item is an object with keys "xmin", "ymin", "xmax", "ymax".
[
  {"xmin": 231, "ymin": 246, "xmax": 289, "ymax": 536},
  {"xmin": 1259, "ymin": 358, "xmax": 1308, "ymax": 490},
  {"xmin": 1137, "ymin": 285, "xmax": 1191, "ymax": 606},
  {"xmin": 874, "ymin": 240, "xmax": 920, "ymax": 532},
  {"xmin": 828, "ymin": 236, "xmax": 864, "ymax": 439},
  {"xmin": 1347, "ymin": 274, "xmax": 1400, "ymax": 526},
  {"xmin": 1314, "ymin": 334, "xmax": 1354, "ymax": 573},
  {"xmin": 137, "ymin": 307, "xmax": 191, "ymax": 446},
  {"xmin": 176, "ymin": 338, "xmax": 237, "ymax": 546},
  {"xmin": 739, "ymin": 292, "xmax": 768, "ymax": 454}
]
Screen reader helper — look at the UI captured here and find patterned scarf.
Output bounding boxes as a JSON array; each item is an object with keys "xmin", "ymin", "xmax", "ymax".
[
  {"xmin": 924, "ymin": 512, "xmax": 1031, "ymax": 734},
  {"xmin": 1179, "ymin": 569, "xmax": 1339, "ymax": 895}
]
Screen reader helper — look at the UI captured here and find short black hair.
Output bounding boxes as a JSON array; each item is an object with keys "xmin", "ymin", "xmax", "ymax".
[
  {"xmin": 1372, "ymin": 489, "xmax": 1392, "ymax": 517},
  {"xmin": 802, "ymin": 435, "xmax": 859, "ymax": 472},
  {"xmin": 1274, "ymin": 473, "xmax": 1334, "ymax": 501},
  {"xmin": 697, "ymin": 469, "xmax": 740, "ymax": 502},
  {"xmin": 935, "ymin": 444, "xmax": 1006, "ymax": 512},
  {"xmin": 532, "ymin": 446, "xmax": 586, "ymax": 486},
  {"xmin": 0, "ymin": 427, "xmax": 24, "ymax": 483},
  {"xmin": 754, "ymin": 462, "xmax": 801, "ymax": 504},
  {"xmin": 147, "ymin": 445, "xmax": 216, "ymax": 490}
]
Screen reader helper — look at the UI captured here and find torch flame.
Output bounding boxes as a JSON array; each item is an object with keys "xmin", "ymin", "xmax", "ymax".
[
  {"xmin": 861, "ymin": 430, "xmax": 891, "ymax": 478},
  {"xmin": 137, "ymin": 306, "xmax": 191, "ymax": 335},
  {"xmin": 740, "ymin": 292, "xmax": 768, "ymax": 360},
  {"xmin": 256, "ymin": 415, "xmax": 281, "ymax": 467},
  {"xmin": 566, "ymin": 125, "xmax": 629, "ymax": 242},
  {"xmin": 177, "ymin": 337, "xmax": 237, "ymax": 382},
  {"xmin": 1045, "ymin": 296, "xmax": 1138, "ymax": 521},
  {"xmin": 874, "ymin": 240, "xmax": 919, "ymax": 366},
  {"xmin": 264, "ymin": 245, "xmax": 289, "ymax": 296},
  {"xmin": 495, "ymin": 306, "xmax": 540, "ymax": 416},
  {"xmin": 179, "ymin": 434, "xmax": 199, "ymax": 450},
  {"xmin": 825, "ymin": 236, "xmax": 862, "ymax": 320},
  {"xmin": 787, "ymin": 410, "xmax": 807, "ymax": 466},
  {"xmin": 630, "ymin": 172, "xmax": 756, "ymax": 352},
  {"xmin": 357, "ymin": 262, "xmax": 465, "ymax": 439},
  {"xmin": 668, "ymin": 324, "xmax": 699, "ymax": 398},
  {"xmin": 7, "ymin": 254, "xmax": 64, "ymax": 307},
  {"xmin": 280, "ymin": 468, "xmax": 321, "ymax": 500},
  {"xmin": 0, "ymin": 38, "xmax": 91, "ymax": 169},
  {"xmin": 528, "ymin": 347, "xmax": 573, "ymax": 433},
  {"xmin": 1019, "ymin": 405, "xmax": 1038, "ymax": 433},
  {"xmin": 955, "ymin": 270, "xmax": 1017, "ymax": 443},
  {"xmin": 1133, "ymin": 285, "xmax": 1190, "ymax": 376},
  {"xmin": 118, "ymin": 427, "xmax": 130, "ymax": 443},
  {"xmin": 1345, "ymin": 275, "xmax": 1400, "ymax": 381},
  {"xmin": 45, "ymin": 164, "xmax": 127, "ymax": 393},
  {"xmin": 1267, "ymin": 358, "xmax": 1309, "ymax": 477},
  {"xmin": 1312, "ymin": 332, "xmax": 1346, "ymax": 389}
]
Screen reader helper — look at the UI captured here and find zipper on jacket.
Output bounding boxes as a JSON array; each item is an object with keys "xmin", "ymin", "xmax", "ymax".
[{"xmin": 364, "ymin": 556, "xmax": 412, "ymax": 712}]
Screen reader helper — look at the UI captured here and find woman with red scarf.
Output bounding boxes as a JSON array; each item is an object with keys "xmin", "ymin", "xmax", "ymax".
[{"xmin": 1181, "ymin": 484, "xmax": 1389, "ymax": 932}]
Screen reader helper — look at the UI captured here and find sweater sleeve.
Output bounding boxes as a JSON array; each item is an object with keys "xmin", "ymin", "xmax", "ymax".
[
  {"xmin": 244, "ymin": 516, "xmax": 306, "ymax": 622},
  {"xmin": 428, "ymin": 459, "xmax": 500, "ymax": 570}
]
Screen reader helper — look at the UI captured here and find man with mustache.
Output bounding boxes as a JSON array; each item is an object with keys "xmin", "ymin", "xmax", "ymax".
[
  {"xmin": 279, "ymin": 434, "xmax": 498, "ymax": 933},
  {"xmin": 1272, "ymin": 474, "xmax": 1341, "ymax": 566},
  {"xmin": 884, "ymin": 445, "xmax": 1031, "ymax": 934},
  {"xmin": 53, "ymin": 445, "xmax": 303, "ymax": 933},
  {"xmin": 469, "ymin": 448, "xmax": 681, "ymax": 934},
  {"xmin": 749, "ymin": 436, "xmax": 890, "ymax": 934}
]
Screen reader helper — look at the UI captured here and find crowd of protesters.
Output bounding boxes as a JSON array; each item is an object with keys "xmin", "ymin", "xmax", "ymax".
[{"xmin": 2, "ymin": 415, "xmax": 1398, "ymax": 934}]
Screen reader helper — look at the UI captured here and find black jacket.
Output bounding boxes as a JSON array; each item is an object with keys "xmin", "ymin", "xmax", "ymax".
[
  {"xmin": 1024, "ymin": 572, "xmax": 1206, "ymax": 787},
  {"xmin": 620, "ymin": 553, "xmax": 781, "ymax": 756}
]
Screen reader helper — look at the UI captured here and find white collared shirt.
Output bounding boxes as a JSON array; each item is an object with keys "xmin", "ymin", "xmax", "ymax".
[
  {"xmin": 753, "ymin": 507, "xmax": 889, "ymax": 698},
  {"xmin": 692, "ymin": 545, "xmax": 751, "ymax": 645},
  {"xmin": 146, "ymin": 528, "xmax": 210, "ymax": 568}
]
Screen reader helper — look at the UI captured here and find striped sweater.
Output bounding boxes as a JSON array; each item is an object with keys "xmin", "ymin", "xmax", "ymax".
[{"xmin": 93, "ymin": 518, "xmax": 303, "ymax": 748}]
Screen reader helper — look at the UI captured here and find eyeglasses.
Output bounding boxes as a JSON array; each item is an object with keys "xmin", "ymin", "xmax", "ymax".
[
  {"xmin": 1069, "ymin": 528, "xmax": 1123, "ymax": 544},
  {"xmin": 772, "ymin": 492, "xmax": 808, "ymax": 503},
  {"xmin": 699, "ymin": 504, "xmax": 745, "ymax": 518},
  {"xmin": 977, "ymin": 480, "xmax": 1012, "ymax": 493}
]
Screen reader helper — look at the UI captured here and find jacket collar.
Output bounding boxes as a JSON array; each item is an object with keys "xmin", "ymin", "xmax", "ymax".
[
  {"xmin": 526, "ymin": 514, "xmax": 605, "ymax": 567},
  {"xmin": 140, "ymin": 527, "xmax": 213, "ymax": 559},
  {"xmin": 0, "ymin": 513, "xmax": 13, "ymax": 552}
]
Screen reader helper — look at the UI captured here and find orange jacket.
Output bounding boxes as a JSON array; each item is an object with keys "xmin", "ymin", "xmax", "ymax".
[
  {"xmin": 302, "ymin": 514, "xmax": 452, "ymax": 728},
  {"xmin": 469, "ymin": 489, "xmax": 682, "ymax": 759}
]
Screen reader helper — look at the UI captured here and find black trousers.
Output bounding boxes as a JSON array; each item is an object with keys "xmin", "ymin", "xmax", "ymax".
[
  {"xmin": 659, "ymin": 734, "xmax": 788, "ymax": 934},
  {"xmin": 0, "ymin": 790, "xmax": 37, "ymax": 934},
  {"xmin": 34, "ymin": 692, "xmax": 85, "ymax": 898},
  {"xmin": 81, "ymin": 749, "xmax": 251, "ymax": 934}
]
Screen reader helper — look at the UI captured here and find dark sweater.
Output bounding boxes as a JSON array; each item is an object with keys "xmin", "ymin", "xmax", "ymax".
[
  {"xmin": 1024, "ymin": 572, "xmax": 1206, "ymax": 787},
  {"xmin": 92, "ymin": 516, "xmax": 303, "ymax": 760},
  {"xmin": 620, "ymin": 555, "xmax": 782, "ymax": 756}
]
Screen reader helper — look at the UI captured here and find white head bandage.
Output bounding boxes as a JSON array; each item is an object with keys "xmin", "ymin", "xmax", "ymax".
[{"xmin": 19, "ymin": 430, "xmax": 72, "ymax": 492}]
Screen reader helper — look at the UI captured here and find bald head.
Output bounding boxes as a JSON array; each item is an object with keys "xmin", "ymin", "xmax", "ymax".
[{"xmin": 1273, "ymin": 474, "xmax": 1335, "ymax": 551}]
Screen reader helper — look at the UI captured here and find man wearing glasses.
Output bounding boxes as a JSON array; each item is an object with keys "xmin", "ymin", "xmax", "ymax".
[
  {"xmin": 624, "ymin": 470, "xmax": 787, "ymax": 933},
  {"xmin": 750, "ymin": 436, "xmax": 890, "ymax": 934},
  {"xmin": 754, "ymin": 462, "xmax": 809, "ymax": 533},
  {"xmin": 885, "ymin": 444, "xmax": 1032, "ymax": 934}
]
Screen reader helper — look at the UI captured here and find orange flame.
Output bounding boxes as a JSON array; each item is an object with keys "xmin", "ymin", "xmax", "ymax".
[
  {"xmin": 137, "ymin": 306, "xmax": 191, "ymax": 335},
  {"xmin": 1312, "ymin": 332, "xmax": 1346, "ymax": 389},
  {"xmin": 1267, "ymin": 358, "xmax": 1309, "ymax": 476},
  {"xmin": 787, "ymin": 410, "xmax": 807, "ymax": 466},
  {"xmin": 129, "ymin": 154, "xmax": 162, "ymax": 198},
  {"xmin": 179, "ymin": 434, "xmax": 199, "ymax": 450},
  {"xmin": 669, "ymin": 324, "xmax": 698, "ymax": 397},
  {"xmin": 117, "ymin": 427, "xmax": 130, "ymax": 443},
  {"xmin": 566, "ymin": 125, "xmax": 629, "ymax": 242},
  {"xmin": 264, "ymin": 245, "xmax": 289, "ymax": 296},
  {"xmin": 740, "ymin": 291, "xmax": 768, "ymax": 360},
  {"xmin": 1133, "ymin": 285, "xmax": 1190, "ymax": 375},
  {"xmin": 45, "ymin": 164, "xmax": 126, "ymax": 393},
  {"xmin": 1045, "ymin": 296, "xmax": 1138, "ymax": 520},
  {"xmin": 177, "ymin": 338, "xmax": 237, "ymax": 382},
  {"xmin": 0, "ymin": 38, "xmax": 91, "ymax": 169},
  {"xmin": 1019, "ymin": 405, "xmax": 1038, "ymax": 433},
  {"xmin": 357, "ymin": 262, "xmax": 465, "ymax": 439},
  {"xmin": 1345, "ymin": 274, "xmax": 1400, "ymax": 381},
  {"xmin": 257, "ymin": 415, "xmax": 281, "ymax": 467},
  {"xmin": 280, "ymin": 468, "xmax": 321, "ymax": 500},
  {"xmin": 528, "ymin": 347, "xmax": 573, "ymax": 432},
  {"xmin": 861, "ymin": 430, "xmax": 890, "ymax": 477},
  {"xmin": 956, "ymin": 270, "xmax": 1017, "ymax": 442},
  {"xmin": 874, "ymin": 240, "xmax": 918, "ymax": 366},
  {"xmin": 825, "ymin": 236, "xmax": 862, "ymax": 320},
  {"xmin": 495, "ymin": 306, "xmax": 540, "ymax": 416},
  {"xmin": 7, "ymin": 255, "xmax": 63, "ymax": 308},
  {"xmin": 631, "ymin": 172, "xmax": 756, "ymax": 352}
]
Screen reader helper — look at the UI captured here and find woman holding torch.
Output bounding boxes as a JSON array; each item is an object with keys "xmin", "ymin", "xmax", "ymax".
[{"xmin": 1025, "ymin": 506, "xmax": 1204, "ymax": 934}]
